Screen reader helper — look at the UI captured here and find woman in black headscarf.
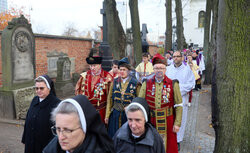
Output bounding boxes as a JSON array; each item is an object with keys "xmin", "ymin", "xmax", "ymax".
[
  {"xmin": 43, "ymin": 95, "xmax": 115, "ymax": 153},
  {"xmin": 22, "ymin": 75, "xmax": 61, "ymax": 153},
  {"xmin": 113, "ymin": 97, "xmax": 165, "ymax": 153}
]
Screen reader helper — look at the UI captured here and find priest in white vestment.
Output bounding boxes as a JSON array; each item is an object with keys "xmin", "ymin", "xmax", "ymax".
[{"xmin": 165, "ymin": 51, "xmax": 195, "ymax": 149}]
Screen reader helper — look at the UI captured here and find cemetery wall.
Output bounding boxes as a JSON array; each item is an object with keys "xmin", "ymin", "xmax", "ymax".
[
  {"xmin": 0, "ymin": 31, "xmax": 158, "ymax": 88},
  {"xmin": 0, "ymin": 31, "xmax": 94, "ymax": 87}
]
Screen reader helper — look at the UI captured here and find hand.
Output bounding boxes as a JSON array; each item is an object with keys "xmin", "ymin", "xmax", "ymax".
[
  {"xmin": 104, "ymin": 118, "xmax": 109, "ymax": 124},
  {"xmin": 173, "ymin": 125, "xmax": 180, "ymax": 133}
]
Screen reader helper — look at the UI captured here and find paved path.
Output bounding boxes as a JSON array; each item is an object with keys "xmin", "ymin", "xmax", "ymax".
[
  {"xmin": 0, "ymin": 87, "xmax": 215, "ymax": 153},
  {"xmin": 180, "ymin": 86, "xmax": 215, "ymax": 153}
]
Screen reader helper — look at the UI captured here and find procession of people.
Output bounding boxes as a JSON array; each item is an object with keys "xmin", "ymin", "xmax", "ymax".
[{"xmin": 21, "ymin": 47, "xmax": 204, "ymax": 153}]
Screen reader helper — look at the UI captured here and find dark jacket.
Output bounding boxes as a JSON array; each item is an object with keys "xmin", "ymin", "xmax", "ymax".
[
  {"xmin": 22, "ymin": 93, "xmax": 60, "ymax": 153},
  {"xmin": 43, "ymin": 133, "xmax": 111, "ymax": 153},
  {"xmin": 113, "ymin": 122, "xmax": 165, "ymax": 153}
]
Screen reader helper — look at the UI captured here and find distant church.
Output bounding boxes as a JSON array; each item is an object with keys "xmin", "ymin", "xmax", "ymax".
[
  {"xmin": 182, "ymin": 0, "xmax": 206, "ymax": 48},
  {"xmin": 0, "ymin": 0, "xmax": 8, "ymax": 13}
]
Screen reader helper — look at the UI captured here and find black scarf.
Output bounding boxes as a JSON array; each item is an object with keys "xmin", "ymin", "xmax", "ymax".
[
  {"xmin": 71, "ymin": 95, "xmax": 115, "ymax": 153},
  {"xmin": 41, "ymin": 74, "xmax": 57, "ymax": 96}
]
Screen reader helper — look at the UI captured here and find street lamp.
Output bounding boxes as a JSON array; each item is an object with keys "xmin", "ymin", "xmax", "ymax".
[
  {"xmin": 172, "ymin": 25, "xmax": 176, "ymax": 50},
  {"xmin": 172, "ymin": 25, "xmax": 176, "ymax": 43}
]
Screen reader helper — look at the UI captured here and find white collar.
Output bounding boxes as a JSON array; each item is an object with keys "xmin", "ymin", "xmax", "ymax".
[
  {"xmin": 174, "ymin": 63, "xmax": 182, "ymax": 68},
  {"xmin": 121, "ymin": 77, "xmax": 129, "ymax": 83},
  {"xmin": 39, "ymin": 98, "xmax": 44, "ymax": 102},
  {"xmin": 132, "ymin": 133, "xmax": 140, "ymax": 138}
]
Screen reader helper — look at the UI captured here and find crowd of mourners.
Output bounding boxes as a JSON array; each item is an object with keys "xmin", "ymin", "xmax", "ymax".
[{"xmin": 22, "ymin": 47, "xmax": 205, "ymax": 153}]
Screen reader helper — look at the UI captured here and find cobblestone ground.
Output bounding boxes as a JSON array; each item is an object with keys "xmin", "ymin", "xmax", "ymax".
[{"xmin": 180, "ymin": 87, "xmax": 215, "ymax": 153}]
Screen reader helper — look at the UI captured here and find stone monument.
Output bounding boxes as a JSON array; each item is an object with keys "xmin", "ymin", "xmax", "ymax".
[
  {"xmin": 0, "ymin": 15, "xmax": 36, "ymax": 119},
  {"xmin": 100, "ymin": 1, "xmax": 112, "ymax": 71},
  {"xmin": 55, "ymin": 56, "xmax": 74, "ymax": 98}
]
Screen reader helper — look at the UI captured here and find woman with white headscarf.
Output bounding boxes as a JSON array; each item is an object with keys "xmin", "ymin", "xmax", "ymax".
[
  {"xmin": 22, "ymin": 75, "xmax": 61, "ymax": 153},
  {"xmin": 113, "ymin": 97, "xmax": 165, "ymax": 153},
  {"xmin": 43, "ymin": 95, "xmax": 115, "ymax": 153}
]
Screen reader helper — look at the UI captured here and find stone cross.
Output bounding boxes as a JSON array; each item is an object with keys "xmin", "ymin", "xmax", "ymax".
[
  {"xmin": 99, "ymin": 1, "xmax": 112, "ymax": 71},
  {"xmin": 100, "ymin": 1, "xmax": 108, "ymax": 42}
]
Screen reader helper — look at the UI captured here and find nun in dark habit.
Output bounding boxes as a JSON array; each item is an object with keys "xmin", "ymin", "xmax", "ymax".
[
  {"xmin": 22, "ymin": 75, "xmax": 61, "ymax": 153},
  {"xmin": 113, "ymin": 97, "xmax": 165, "ymax": 153},
  {"xmin": 43, "ymin": 95, "xmax": 115, "ymax": 153}
]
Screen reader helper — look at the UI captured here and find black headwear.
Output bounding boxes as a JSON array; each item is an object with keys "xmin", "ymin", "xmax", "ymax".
[
  {"xmin": 118, "ymin": 57, "xmax": 132, "ymax": 70},
  {"xmin": 61, "ymin": 95, "xmax": 114, "ymax": 153},
  {"xmin": 86, "ymin": 48, "xmax": 102, "ymax": 64},
  {"xmin": 37, "ymin": 75, "xmax": 57, "ymax": 96}
]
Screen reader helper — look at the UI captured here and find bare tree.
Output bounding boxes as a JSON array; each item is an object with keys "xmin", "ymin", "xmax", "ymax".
[
  {"xmin": 213, "ymin": 0, "xmax": 249, "ymax": 152},
  {"xmin": 62, "ymin": 22, "xmax": 78, "ymax": 36},
  {"xmin": 105, "ymin": 0, "xmax": 126, "ymax": 60},
  {"xmin": 33, "ymin": 24, "xmax": 48, "ymax": 34},
  {"xmin": 129, "ymin": 0, "xmax": 142, "ymax": 65},
  {"xmin": 203, "ymin": 0, "xmax": 212, "ymax": 84},
  {"xmin": 175, "ymin": 0, "xmax": 186, "ymax": 50},
  {"xmin": 165, "ymin": 0, "xmax": 172, "ymax": 52}
]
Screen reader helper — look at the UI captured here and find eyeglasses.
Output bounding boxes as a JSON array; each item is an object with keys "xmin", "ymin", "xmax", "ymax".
[
  {"xmin": 172, "ymin": 56, "xmax": 182, "ymax": 58},
  {"xmin": 153, "ymin": 67, "xmax": 166, "ymax": 71},
  {"xmin": 51, "ymin": 126, "xmax": 82, "ymax": 137},
  {"xmin": 35, "ymin": 87, "xmax": 45, "ymax": 91}
]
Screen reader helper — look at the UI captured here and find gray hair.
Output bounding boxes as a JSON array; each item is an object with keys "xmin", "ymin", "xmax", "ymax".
[
  {"xmin": 126, "ymin": 104, "xmax": 142, "ymax": 114},
  {"xmin": 51, "ymin": 102, "xmax": 79, "ymax": 123},
  {"xmin": 125, "ymin": 103, "xmax": 148, "ymax": 122},
  {"xmin": 35, "ymin": 77, "xmax": 45, "ymax": 83}
]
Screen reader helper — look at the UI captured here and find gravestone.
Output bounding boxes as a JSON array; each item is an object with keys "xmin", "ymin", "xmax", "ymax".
[
  {"xmin": 55, "ymin": 56, "xmax": 74, "ymax": 98},
  {"xmin": 47, "ymin": 50, "xmax": 66, "ymax": 78},
  {"xmin": 0, "ymin": 15, "xmax": 36, "ymax": 119}
]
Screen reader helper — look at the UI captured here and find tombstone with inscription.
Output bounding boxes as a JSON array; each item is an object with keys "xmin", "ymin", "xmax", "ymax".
[
  {"xmin": 55, "ymin": 56, "xmax": 74, "ymax": 98},
  {"xmin": 0, "ymin": 15, "xmax": 36, "ymax": 119}
]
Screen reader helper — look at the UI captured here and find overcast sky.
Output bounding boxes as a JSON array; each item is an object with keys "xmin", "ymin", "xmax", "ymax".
[{"xmin": 9, "ymin": 0, "xmax": 168, "ymax": 41}]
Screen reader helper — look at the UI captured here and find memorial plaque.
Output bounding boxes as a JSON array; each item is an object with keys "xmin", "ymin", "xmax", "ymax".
[
  {"xmin": 70, "ymin": 57, "xmax": 75, "ymax": 73},
  {"xmin": 0, "ymin": 15, "xmax": 35, "ymax": 119},
  {"xmin": 48, "ymin": 57, "xmax": 59, "ymax": 78},
  {"xmin": 57, "ymin": 56, "xmax": 71, "ymax": 81},
  {"xmin": 63, "ymin": 59, "xmax": 71, "ymax": 81},
  {"xmin": 12, "ymin": 28, "xmax": 34, "ymax": 83},
  {"xmin": 13, "ymin": 87, "xmax": 36, "ymax": 119}
]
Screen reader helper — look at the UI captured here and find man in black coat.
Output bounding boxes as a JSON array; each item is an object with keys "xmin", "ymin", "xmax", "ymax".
[{"xmin": 22, "ymin": 75, "xmax": 60, "ymax": 153}]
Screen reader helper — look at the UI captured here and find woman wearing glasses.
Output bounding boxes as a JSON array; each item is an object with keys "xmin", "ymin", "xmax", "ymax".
[
  {"xmin": 22, "ymin": 75, "xmax": 61, "ymax": 153},
  {"xmin": 43, "ymin": 95, "xmax": 114, "ymax": 153}
]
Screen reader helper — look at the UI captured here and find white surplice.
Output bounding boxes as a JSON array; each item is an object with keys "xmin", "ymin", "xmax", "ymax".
[{"xmin": 166, "ymin": 63, "xmax": 195, "ymax": 142}]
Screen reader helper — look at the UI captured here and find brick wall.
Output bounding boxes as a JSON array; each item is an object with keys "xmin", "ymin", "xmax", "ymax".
[
  {"xmin": 0, "ymin": 30, "xmax": 159, "ymax": 87},
  {"xmin": 0, "ymin": 31, "xmax": 94, "ymax": 87}
]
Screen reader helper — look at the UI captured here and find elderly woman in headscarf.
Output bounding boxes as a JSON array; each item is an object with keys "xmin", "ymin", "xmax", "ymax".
[
  {"xmin": 22, "ymin": 75, "xmax": 61, "ymax": 153},
  {"xmin": 113, "ymin": 97, "xmax": 165, "ymax": 153},
  {"xmin": 43, "ymin": 95, "xmax": 115, "ymax": 153}
]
